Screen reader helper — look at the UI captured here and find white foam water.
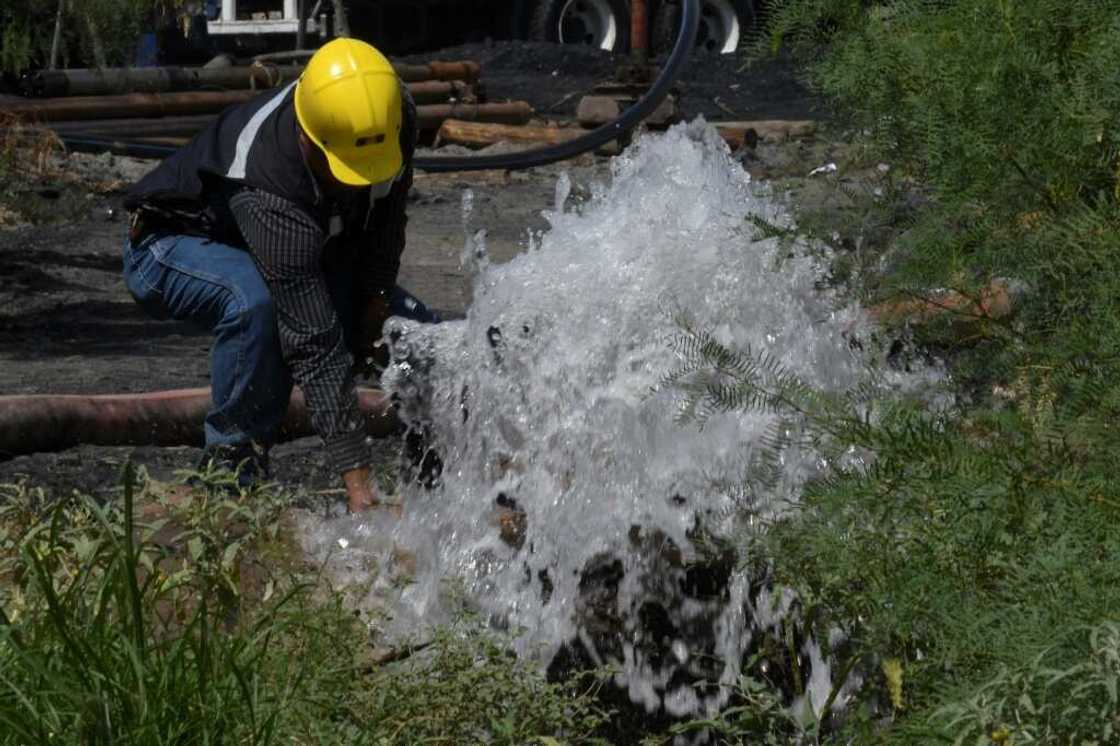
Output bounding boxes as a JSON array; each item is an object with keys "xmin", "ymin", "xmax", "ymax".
[{"xmin": 298, "ymin": 120, "xmax": 943, "ymax": 724}]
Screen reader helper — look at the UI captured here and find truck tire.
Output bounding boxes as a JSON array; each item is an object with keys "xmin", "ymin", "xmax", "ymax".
[
  {"xmin": 529, "ymin": 0, "xmax": 631, "ymax": 52},
  {"xmin": 654, "ymin": 0, "xmax": 756, "ymax": 54}
]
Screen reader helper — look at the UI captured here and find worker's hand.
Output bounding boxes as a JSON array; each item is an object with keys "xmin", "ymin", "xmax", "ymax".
[
  {"xmin": 342, "ymin": 466, "xmax": 379, "ymax": 513},
  {"xmin": 341, "ymin": 466, "xmax": 401, "ymax": 516}
]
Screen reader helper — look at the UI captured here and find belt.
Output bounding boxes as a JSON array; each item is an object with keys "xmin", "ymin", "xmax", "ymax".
[{"xmin": 128, "ymin": 207, "xmax": 209, "ymax": 244}]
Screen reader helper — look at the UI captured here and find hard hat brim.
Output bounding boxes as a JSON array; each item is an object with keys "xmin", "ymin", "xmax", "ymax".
[{"xmin": 322, "ymin": 143, "xmax": 404, "ymax": 188}]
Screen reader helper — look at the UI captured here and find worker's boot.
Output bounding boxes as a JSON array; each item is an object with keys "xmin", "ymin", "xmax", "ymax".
[{"xmin": 194, "ymin": 440, "xmax": 271, "ymax": 492}]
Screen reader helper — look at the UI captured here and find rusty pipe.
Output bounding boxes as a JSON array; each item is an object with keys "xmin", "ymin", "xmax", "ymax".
[
  {"xmin": 4, "ymin": 82, "xmax": 486, "ymax": 124},
  {"xmin": 23, "ymin": 61, "xmax": 481, "ymax": 97},
  {"xmin": 39, "ymin": 84, "xmax": 478, "ymax": 138},
  {"xmin": 415, "ymin": 101, "xmax": 533, "ymax": 130},
  {"xmin": 36, "ymin": 101, "xmax": 531, "ymax": 158},
  {"xmin": 404, "ymin": 80, "xmax": 477, "ymax": 105},
  {"xmin": 37, "ymin": 101, "xmax": 533, "ymax": 136},
  {"xmin": 33, "ymin": 85, "xmax": 478, "ymax": 139},
  {"xmin": 23, "ymin": 65, "xmax": 305, "ymax": 97},
  {"xmin": 2, "ymin": 90, "xmax": 260, "ymax": 122},
  {"xmin": 414, "ymin": 61, "xmax": 481, "ymax": 84},
  {"xmin": 631, "ymin": 0, "xmax": 649, "ymax": 62},
  {"xmin": 0, "ymin": 387, "xmax": 397, "ymax": 459},
  {"xmin": 45, "ymin": 100, "xmax": 527, "ymax": 156},
  {"xmin": 246, "ymin": 54, "xmax": 480, "ymax": 83}
]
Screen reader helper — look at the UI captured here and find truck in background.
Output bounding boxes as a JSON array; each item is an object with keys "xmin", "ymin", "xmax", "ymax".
[{"xmin": 199, "ymin": 0, "xmax": 760, "ymax": 57}]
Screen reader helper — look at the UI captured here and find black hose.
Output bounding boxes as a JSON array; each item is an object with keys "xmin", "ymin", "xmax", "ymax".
[
  {"xmin": 54, "ymin": 137, "xmax": 184, "ymax": 160},
  {"xmin": 57, "ymin": 0, "xmax": 700, "ymax": 171},
  {"xmin": 413, "ymin": 0, "xmax": 700, "ymax": 172}
]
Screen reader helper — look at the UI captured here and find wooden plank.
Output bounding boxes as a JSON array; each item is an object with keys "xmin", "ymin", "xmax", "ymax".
[
  {"xmin": 715, "ymin": 120, "xmax": 818, "ymax": 148},
  {"xmin": 436, "ymin": 119, "xmax": 584, "ymax": 149}
]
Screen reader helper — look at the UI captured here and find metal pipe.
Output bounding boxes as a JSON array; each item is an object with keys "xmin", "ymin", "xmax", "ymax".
[
  {"xmin": 39, "ymin": 82, "xmax": 478, "ymax": 137},
  {"xmin": 46, "ymin": 115, "xmax": 219, "ymax": 137},
  {"xmin": 127, "ymin": 136, "xmax": 192, "ymax": 147},
  {"xmin": 415, "ymin": 101, "xmax": 532, "ymax": 130},
  {"xmin": 39, "ymin": 0, "xmax": 700, "ymax": 171},
  {"xmin": 6, "ymin": 86, "xmax": 494, "ymax": 126},
  {"xmin": 248, "ymin": 52, "xmax": 480, "ymax": 83},
  {"xmin": 422, "ymin": 61, "xmax": 481, "ymax": 84},
  {"xmin": 45, "ymin": 100, "xmax": 530, "ymax": 157},
  {"xmin": 252, "ymin": 50, "xmax": 315, "ymax": 64},
  {"xmin": 38, "ymin": 101, "xmax": 528, "ymax": 134},
  {"xmin": 23, "ymin": 65, "xmax": 304, "ymax": 97},
  {"xmin": 405, "ymin": 80, "xmax": 476, "ymax": 105},
  {"xmin": 22, "ymin": 60, "xmax": 481, "ymax": 98},
  {"xmin": 631, "ymin": 0, "xmax": 649, "ymax": 63},
  {"xmin": 48, "ymin": 136, "xmax": 185, "ymax": 159},
  {"xmin": 3, "ymin": 90, "xmax": 259, "ymax": 122},
  {"xmin": 296, "ymin": 0, "xmax": 307, "ymax": 50},
  {"xmin": 0, "ymin": 387, "xmax": 396, "ymax": 458}
]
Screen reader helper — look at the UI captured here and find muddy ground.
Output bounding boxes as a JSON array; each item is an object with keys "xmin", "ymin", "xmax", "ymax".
[{"xmin": 0, "ymin": 41, "xmax": 857, "ymax": 505}]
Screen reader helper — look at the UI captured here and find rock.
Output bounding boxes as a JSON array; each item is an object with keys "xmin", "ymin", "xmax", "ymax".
[
  {"xmin": 576, "ymin": 93, "xmax": 679, "ymax": 129},
  {"xmin": 490, "ymin": 492, "xmax": 527, "ymax": 549},
  {"xmin": 576, "ymin": 95, "xmax": 622, "ymax": 127}
]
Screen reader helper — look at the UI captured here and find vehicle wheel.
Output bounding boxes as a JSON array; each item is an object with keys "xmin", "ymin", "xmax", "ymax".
[
  {"xmin": 653, "ymin": 0, "xmax": 757, "ymax": 55},
  {"xmin": 529, "ymin": 0, "xmax": 631, "ymax": 53}
]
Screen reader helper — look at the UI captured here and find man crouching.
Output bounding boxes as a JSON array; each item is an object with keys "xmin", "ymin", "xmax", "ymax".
[{"xmin": 122, "ymin": 38, "xmax": 439, "ymax": 512}]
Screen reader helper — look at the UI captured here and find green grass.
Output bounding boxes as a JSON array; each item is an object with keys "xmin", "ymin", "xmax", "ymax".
[{"xmin": 0, "ymin": 466, "xmax": 609, "ymax": 744}]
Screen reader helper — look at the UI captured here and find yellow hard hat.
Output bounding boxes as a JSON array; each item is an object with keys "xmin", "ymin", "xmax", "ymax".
[{"xmin": 294, "ymin": 38, "xmax": 403, "ymax": 187}]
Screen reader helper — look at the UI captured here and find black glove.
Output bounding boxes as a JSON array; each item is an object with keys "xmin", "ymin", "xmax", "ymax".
[{"xmin": 353, "ymin": 292, "xmax": 391, "ymax": 379}]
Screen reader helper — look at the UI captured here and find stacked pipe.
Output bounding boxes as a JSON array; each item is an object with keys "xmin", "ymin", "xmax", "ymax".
[
  {"xmin": 6, "ymin": 93, "xmax": 531, "ymax": 128},
  {"xmin": 0, "ymin": 58, "xmax": 535, "ymax": 155},
  {"xmin": 21, "ymin": 60, "xmax": 481, "ymax": 97}
]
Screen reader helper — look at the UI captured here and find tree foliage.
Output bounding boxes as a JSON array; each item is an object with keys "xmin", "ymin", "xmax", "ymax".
[{"xmin": 1, "ymin": 0, "xmax": 166, "ymax": 73}]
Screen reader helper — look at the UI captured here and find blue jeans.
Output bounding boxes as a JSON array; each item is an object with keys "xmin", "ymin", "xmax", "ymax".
[{"xmin": 123, "ymin": 232, "xmax": 438, "ymax": 449}]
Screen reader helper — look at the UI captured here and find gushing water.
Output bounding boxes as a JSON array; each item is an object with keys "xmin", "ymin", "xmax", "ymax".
[{"xmin": 300, "ymin": 121, "xmax": 940, "ymax": 725}]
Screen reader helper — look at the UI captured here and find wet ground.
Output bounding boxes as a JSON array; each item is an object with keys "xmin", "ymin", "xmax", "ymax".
[{"xmin": 0, "ymin": 41, "xmax": 845, "ymax": 503}]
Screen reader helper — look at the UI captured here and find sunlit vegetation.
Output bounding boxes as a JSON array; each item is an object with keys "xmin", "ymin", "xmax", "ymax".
[{"xmin": 666, "ymin": 0, "xmax": 1120, "ymax": 740}]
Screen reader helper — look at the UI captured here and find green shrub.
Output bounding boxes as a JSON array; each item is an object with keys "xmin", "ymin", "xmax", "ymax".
[
  {"xmin": 361, "ymin": 629, "xmax": 609, "ymax": 745},
  {"xmin": 664, "ymin": 1, "xmax": 1120, "ymax": 740},
  {"xmin": 0, "ymin": 467, "xmax": 364, "ymax": 743},
  {"xmin": 756, "ymin": 0, "xmax": 1120, "ymax": 317},
  {"xmin": 663, "ymin": 320, "xmax": 1120, "ymax": 741},
  {"xmin": 930, "ymin": 622, "xmax": 1120, "ymax": 744},
  {"xmin": 0, "ymin": 467, "xmax": 607, "ymax": 744}
]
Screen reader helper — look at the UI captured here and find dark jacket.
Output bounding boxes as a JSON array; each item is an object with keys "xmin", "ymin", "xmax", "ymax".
[
  {"xmin": 124, "ymin": 83, "xmax": 418, "ymax": 289},
  {"xmin": 124, "ymin": 84, "xmax": 419, "ymax": 473}
]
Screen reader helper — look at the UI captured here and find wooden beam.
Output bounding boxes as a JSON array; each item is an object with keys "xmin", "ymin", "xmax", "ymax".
[
  {"xmin": 716, "ymin": 120, "xmax": 818, "ymax": 148},
  {"xmin": 436, "ymin": 119, "xmax": 584, "ymax": 149}
]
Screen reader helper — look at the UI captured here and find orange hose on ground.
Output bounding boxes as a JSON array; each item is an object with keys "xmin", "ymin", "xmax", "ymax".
[{"xmin": 0, "ymin": 387, "xmax": 397, "ymax": 458}]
